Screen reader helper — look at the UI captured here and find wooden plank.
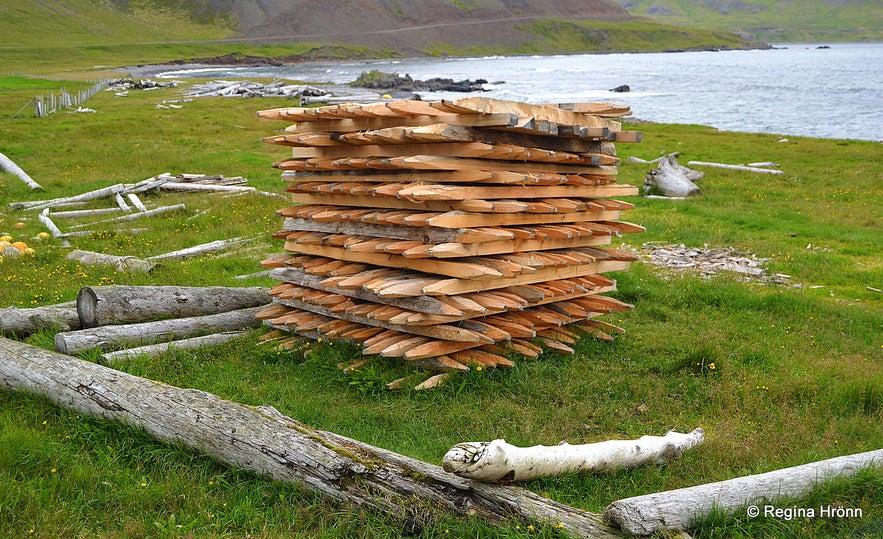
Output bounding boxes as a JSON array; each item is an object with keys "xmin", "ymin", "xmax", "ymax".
[
  {"xmin": 281, "ymin": 112, "xmax": 518, "ymax": 133},
  {"xmin": 283, "ymin": 241, "xmax": 505, "ymax": 279},
  {"xmin": 400, "ymin": 235, "xmax": 613, "ymax": 258},
  {"xmin": 280, "ymin": 216, "xmax": 514, "ymax": 244},
  {"xmin": 422, "ymin": 209, "xmax": 628, "ymax": 228}
]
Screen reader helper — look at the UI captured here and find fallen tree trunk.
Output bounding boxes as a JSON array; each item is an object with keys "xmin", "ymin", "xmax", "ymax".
[
  {"xmin": 0, "ymin": 337, "xmax": 624, "ymax": 539},
  {"xmin": 54, "ymin": 306, "xmax": 264, "ymax": 354},
  {"xmin": 604, "ymin": 449, "xmax": 883, "ymax": 536},
  {"xmin": 443, "ymin": 429, "xmax": 705, "ymax": 483},
  {"xmin": 11, "ymin": 183, "xmax": 127, "ymax": 211},
  {"xmin": 0, "ymin": 302, "xmax": 80, "ymax": 336},
  {"xmin": 0, "ymin": 151, "xmax": 44, "ymax": 190},
  {"xmin": 67, "ymin": 204, "xmax": 186, "ymax": 229},
  {"xmin": 77, "ymin": 285, "xmax": 271, "ymax": 328},
  {"xmin": 66, "ymin": 249, "xmax": 157, "ymax": 273},
  {"xmin": 99, "ymin": 331, "xmax": 247, "ymax": 362},
  {"xmin": 146, "ymin": 237, "xmax": 253, "ymax": 261}
]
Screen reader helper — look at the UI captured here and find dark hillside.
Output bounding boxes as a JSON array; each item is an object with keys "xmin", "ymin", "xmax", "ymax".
[{"xmin": 208, "ymin": 0, "xmax": 633, "ymax": 51}]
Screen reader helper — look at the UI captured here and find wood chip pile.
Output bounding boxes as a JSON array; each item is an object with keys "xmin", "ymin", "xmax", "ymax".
[{"xmin": 256, "ymin": 97, "xmax": 643, "ymax": 377}]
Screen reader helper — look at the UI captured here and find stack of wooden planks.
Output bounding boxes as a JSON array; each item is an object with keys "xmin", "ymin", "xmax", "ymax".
[{"xmin": 256, "ymin": 97, "xmax": 642, "ymax": 380}]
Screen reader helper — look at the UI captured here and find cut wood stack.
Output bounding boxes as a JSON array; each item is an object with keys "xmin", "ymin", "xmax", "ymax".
[{"xmin": 256, "ymin": 97, "xmax": 642, "ymax": 377}]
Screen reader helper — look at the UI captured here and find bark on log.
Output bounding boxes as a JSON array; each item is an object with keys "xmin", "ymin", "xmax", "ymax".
[
  {"xmin": 99, "ymin": 331, "xmax": 247, "ymax": 362},
  {"xmin": 77, "ymin": 285, "xmax": 271, "ymax": 328},
  {"xmin": 0, "ymin": 151, "xmax": 44, "ymax": 190},
  {"xmin": 54, "ymin": 306, "xmax": 264, "ymax": 354},
  {"xmin": 443, "ymin": 429, "xmax": 705, "ymax": 483},
  {"xmin": 66, "ymin": 249, "xmax": 157, "ymax": 272},
  {"xmin": 0, "ymin": 302, "xmax": 80, "ymax": 336},
  {"xmin": 0, "ymin": 337, "xmax": 625, "ymax": 539},
  {"xmin": 643, "ymin": 154, "xmax": 702, "ymax": 197},
  {"xmin": 604, "ymin": 450, "xmax": 883, "ymax": 536}
]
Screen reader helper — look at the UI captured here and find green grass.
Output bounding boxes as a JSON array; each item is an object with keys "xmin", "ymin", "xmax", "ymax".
[
  {"xmin": 0, "ymin": 74, "xmax": 881, "ymax": 538},
  {"xmin": 615, "ymin": 0, "xmax": 883, "ymax": 42}
]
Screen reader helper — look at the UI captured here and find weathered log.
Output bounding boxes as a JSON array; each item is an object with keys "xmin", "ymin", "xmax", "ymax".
[
  {"xmin": 48, "ymin": 207, "xmax": 125, "ymax": 219},
  {"xmin": 77, "ymin": 285, "xmax": 271, "ymax": 328},
  {"xmin": 66, "ymin": 249, "xmax": 157, "ymax": 273},
  {"xmin": 146, "ymin": 237, "xmax": 253, "ymax": 261},
  {"xmin": 604, "ymin": 449, "xmax": 883, "ymax": 536},
  {"xmin": 0, "ymin": 336, "xmax": 624, "ymax": 539},
  {"xmin": 443, "ymin": 429, "xmax": 705, "ymax": 483},
  {"xmin": 67, "ymin": 204, "xmax": 186, "ymax": 229},
  {"xmin": 99, "ymin": 331, "xmax": 247, "ymax": 362},
  {"xmin": 687, "ymin": 161, "xmax": 784, "ymax": 175},
  {"xmin": 0, "ymin": 151, "xmax": 44, "ymax": 190},
  {"xmin": 54, "ymin": 305, "xmax": 264, "ymax": 354},
  {"xmin": 0, "ymin": 302, "xmax": 80, "ymax": 336},
  {"xmin": 10, "ymin": 183, "xmax": 127, "ymax": 211},
  {"xmin": 159, "ymin": 181, "xmax": 255, "ymax": 193},
  {"xmin": 643, "ymin": 153, "xmax": 702, "ymax": 197}
]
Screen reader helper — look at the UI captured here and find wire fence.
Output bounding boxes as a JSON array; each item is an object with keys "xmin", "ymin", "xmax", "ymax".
[{"xmin": 16, "ymin": 79, "xmax": 111, "ymax": 117}]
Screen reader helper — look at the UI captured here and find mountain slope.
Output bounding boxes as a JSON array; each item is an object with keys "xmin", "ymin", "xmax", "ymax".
[{"xmin": 614, "ymin": 0, "xmax": 882, "ymax": 42}]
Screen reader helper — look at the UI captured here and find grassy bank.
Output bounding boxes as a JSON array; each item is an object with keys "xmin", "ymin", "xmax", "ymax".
[{"xmin": 0, "ymin": 76, "xmax": 881, "ymax": 538}]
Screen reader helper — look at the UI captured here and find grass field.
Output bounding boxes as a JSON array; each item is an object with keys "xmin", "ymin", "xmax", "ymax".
[{"xmin": 0, "ymin": 73, "xmax": 881, "ymax": 539}]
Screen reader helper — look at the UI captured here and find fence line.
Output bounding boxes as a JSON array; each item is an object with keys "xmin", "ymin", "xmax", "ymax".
[{"xmin": 30, "ymin": 79, "xmax": 110, "ymax": 117}]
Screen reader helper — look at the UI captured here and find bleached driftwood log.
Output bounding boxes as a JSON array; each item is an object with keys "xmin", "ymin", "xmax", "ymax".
[
  {"xmin": 66, "ymin": 249, "xmax": 157, "ymax": 272},
  {"xmin": 99, "ymin": 331, "xmax": 247, "ymax": 362},
  {"xmin": 11, "ymin": 183, "xmax": 128, "ymax": 211},
  {"xmin": 604, "ymin": 449, "xmax": 883, "ymax": 536},
  {"xmin": 0, "ymin": 336, "xmax": 625, "ymax": 539},
  {"xmin": 77, "ymin": 285, "xmax": 270, "ymax": 327},
  {"xmin": 159, "ymin": 182, "xmax": 255, "ymax": 194},
  {"xmin": 145, "ymin": 237, "xmax": 253, "ymax": 261},
  {"xmin": 443, "ymin": 429, "xmax": 705, "ymax": 483},
  {"xmin": 54, "ymin": 305, "xmax": 264, "ymax": 354},
  {"xmin": 643, "ymin": 153, "xmax": 703, "ymax": 197},
  {"xmin": 0, "ymin": 151, "xmax": 44, "ymax": 190},
  {"xmin": 48, "ymin": 207, "xmax": 125, "ymax": 219},
  {"xmin": 67, "ymin": 204, "xmax": 186, "ymax": 229},
  {"xmin": 687, "ymin": 161, "xmax": 784, "ymax": 175},
  {"xmin": 0, "ymin": 302, "xmax": 80, "ymax": 336}
]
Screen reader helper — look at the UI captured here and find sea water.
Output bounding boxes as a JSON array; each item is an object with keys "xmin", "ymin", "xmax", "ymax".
[{"xmin": 153, "ymin": 43, "xmax": 882, "ymax": 141}]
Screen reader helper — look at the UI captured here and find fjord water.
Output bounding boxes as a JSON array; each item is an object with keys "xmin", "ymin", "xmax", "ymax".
[{"xmin": 158, "ymin": 43, "xmax": 882, "ymax": 141}]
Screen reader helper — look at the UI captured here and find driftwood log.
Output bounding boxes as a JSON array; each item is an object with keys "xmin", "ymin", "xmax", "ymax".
[
  {"xmin": 443, "ymin": 429, "xmax": 705, "ymax": 483},
  {"xmin": 66, "ymin": 249, "xmax": 157, "ymax": 272},
  {"xmin": 99, "ymin": 331, "xmax": 248, "ymax": 363},
  {"xmin": 0, "ymin": 337, "xmax": 624, "ymax": 539},
  {"xmin": 54, "ymin": 306, "xmax": 264, "ymax": 354},
  {"xmin": 0, "ymin": 302, "xmax": 80, "ymax": 336},
  {"xmin": 0, "ymin": 151, "xmax": 44, "ymax": 190},
  {"xmin": 642, "ymin": 153, "xmax": 703, "ymax": 197},
  {"xmin": 77, "ymin": 285, "xmax": 270, "ymax": 328},
  {"xmin": 145, "ymin": 237, "xmax": 253, "ymax": 262},
  {"xmin": 687, "ymin": 161, "xmax": 784, "ymax": 175},
  {"xmin": 604, "ymin": 449, "xmax": 883, "ymax": 535}
]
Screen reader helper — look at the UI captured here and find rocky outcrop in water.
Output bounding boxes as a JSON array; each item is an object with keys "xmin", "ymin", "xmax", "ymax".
[{"xmin": 351, "ymin": 70, "xmax": 499, "ymax": 93}]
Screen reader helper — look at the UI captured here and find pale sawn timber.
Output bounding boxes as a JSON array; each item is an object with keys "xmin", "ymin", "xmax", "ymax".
[
  {"xmin": 443, "ymin": 428, "xmax": 705, "ymax": 483},
  {"xmin": 0, "ymin": 336, "xmax": 624, "ymax": 539},
  {"xmin": 0, "ymin": 302, "xmax": 80, "ymax": 336},
  {"xmin": 54, "ymin": 306, "xmax": 264, "ymax": 354},
  {"xmin": 604, "ymin": 449, "xmax": 883, "ymax": 536},
  {"xmin": 0, "ymin": 151, "xmax": 44, "ymax": 190},
  {"xmin": 77, "ymin": 285, "xmax": 271, "ymax": 328}
]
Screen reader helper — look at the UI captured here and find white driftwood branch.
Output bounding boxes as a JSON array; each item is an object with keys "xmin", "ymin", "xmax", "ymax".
[
  {"xmin": 12, "ymin": 183, "xmax": 128, "ymax": 211},
  {"xmin": 114, "ymin": 192, "xmax": 132, "ymax": 212},
  {"xmin": 66, "ymin": 249, "xmax": 158, "ymax": 273},
  {"xmin": 687, "ymin": 161, "xmax": 784, "ymax": 175},
  {"xmin": 0, "ymin": 151, "xmax": 44, "ymax": 190},
  {"xmin": 159, "ymin": 181, "xmax": 255, "ymax": 193},
  {"xmin": 54, "ymin": 305, "xmax": 264, "ymax": 354},
  {"xmin": 0, "ymin": 302, "xmax": 80, "ymax": 336},
  {"xmin": 77, "ymin": 285, "xmax": 270, "ymax": 327},
  {"xmin": 443, "ymin": 428, "xmax": 705, "ymax": 483},
  {"xmin": 127, "ymin": 193, "xmax": 148, "ymax": 212},
  {"xmin": 145, "ymin": 237, "xmax": 253, "ymax": 261},
  {"xmin": 99, "ymin": 331, "xmax": 247, "ymax": 362},
  {"xmin": 67, "ymin": 204, "xmax": 186, "ymax": 229},
  {"xmin": 604, "ymin": 449, "xmax": 883, "ymax": 536},
  {"xmin": 0, "ymin": 336, "xmax": 625, "ymax": 539}
]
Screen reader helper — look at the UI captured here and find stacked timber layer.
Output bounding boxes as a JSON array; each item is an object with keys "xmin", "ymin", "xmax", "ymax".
[{"xmin": 256, "ymin": 97, "xmax": 643, "ymax": 375}]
